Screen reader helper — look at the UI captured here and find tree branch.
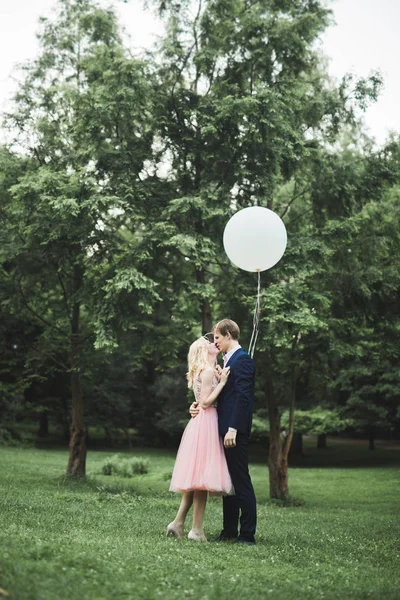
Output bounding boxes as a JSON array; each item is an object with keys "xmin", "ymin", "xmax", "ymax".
[
  {"xmin": 57, "ymin": 270, "xmax": 70, "ymax": 312},
  {"xmin": 282, "ymin": 332, "xmax": 301, "ymax": 462},
  {"xmin": 287, "ymin": 206, "xmax": 314, "ymax": 226},
  {"xmin": 192, "ymin": 0, "xmax": 203, "ymax": 95},
  {"xmin": 280, "ymin": 187, "xmax": 311, "ymax": 219},
  {"xmin": 18, "ymin": 280, "xmax": 69, "ymax": 338}
]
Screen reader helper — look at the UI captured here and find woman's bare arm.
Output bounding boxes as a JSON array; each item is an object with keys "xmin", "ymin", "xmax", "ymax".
[{"xmin": 199, "ymin": 367, "xmax": 230, "ymax": 409}]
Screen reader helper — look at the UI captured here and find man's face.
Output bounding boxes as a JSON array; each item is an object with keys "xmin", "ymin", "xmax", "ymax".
[{"xmin": 214, "ymin": 330, "xmax": 230, "ymax": 354}]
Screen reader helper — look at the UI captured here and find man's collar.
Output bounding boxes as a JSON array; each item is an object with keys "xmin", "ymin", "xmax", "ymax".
[{"xmin": 223, "ymin": 345, "xmax": 241, "ymax": 364}]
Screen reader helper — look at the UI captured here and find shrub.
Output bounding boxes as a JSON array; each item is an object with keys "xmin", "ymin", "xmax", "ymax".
[
  {"xmin": 0, "ymin": 427, "xmax": 34, "ymax": 448},
  {"xmin": 101, "ymin": 455, "xmax": 150, "ymax": 477},
  {"xmin": 118, "ymin": 459, "xmax": 133, "ymax": 478},
  {"xmin": 130, "ymin": 457, "xmax": 150, "ymax": 475},
  {"xmin": 101, "ymin": 454, "xmax": 120, "ymax": 476},
  {"xmin": 162, "ymin": 470, "xmax": 173, "ymax": 481}
]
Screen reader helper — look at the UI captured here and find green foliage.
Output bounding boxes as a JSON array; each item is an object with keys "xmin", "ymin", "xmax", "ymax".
[
  {"xmin": 0, "ymin": 0, "xmax": 166, "ymax": 455},
  {"xmin": 128, "ymin": 456, "xmax": 151, "ymax": 475},
  {"xmin": 0, "ymin": 0, "xmax": 399, "ymax": 456},
  {"xmin": 3, "ymin": 5, "xmax": 161, "ymax": 344},
  {"xmin": 101, "ymin": 455, "xmax": 116, "ymax": 476},
  {"xmin": 101, "ymin": 454, "xmax": 150, "ymax": 477},
  {"xmin": 0, "ymin": 427, "xmax": 35, "ymax": 448},
  {"xmin": 252, "ymin": 406, "xmax": 352, "ymax": 439},
  {"xmin": 250, "ymin": 413, "xmax": 270, "ymax": 443},
  {"xmin": 281, "ymin": 407, "xmax": 352, "ymax": 435}
]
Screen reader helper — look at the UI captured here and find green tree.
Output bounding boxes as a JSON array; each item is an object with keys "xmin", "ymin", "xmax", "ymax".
[
  {"xmin": 1, "ymin": 0, "xmax": 398, "ymax": 504},
  {"xmin": 281, "ymin": 406, "xmax": 351, "ymax": 448},
  {"xmin": 2, "ymin": 0, "xmax": 160, "ymax": 475},
  {"xmin": 147, "ymin": 0, "xmax": 384, "ymax": 497},
  {"xmin": 327, "ymin": 180, "xmax": 400, "ymax": 450}
]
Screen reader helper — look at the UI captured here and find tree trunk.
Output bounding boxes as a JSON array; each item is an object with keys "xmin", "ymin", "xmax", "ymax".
[
  {"xmin": 268, "ymin": 450, "xmax": 289, "ymax": 498},
  {"xmin": 266, "ymin": 374, "xmax": 289, "ymax": 498},
  {"xmin": 38, "ymin": 412, "xmax": 49, "ymax": 437},
  {"xmin": 267, "ymin": 336, "xmax": 300, "ymax": 499},
  {"xmin": 368, "ymin": 430, "xmax": 375, "ymax": 451},
  {"xmin": 122, "ymin": 428, "xmax": 132, "ymax": 450},
  {"xmin": 202, "ymin": 297, "xmax": 212, "ymax": 335},
  {"xmin": 317, "ymin": 433, "xmax": 327, "ymax": 449},
  {"xmin": 67, "ymin": 350, "xmax": 86, "ymax": 475},
  {"xmin": 61, "ymin": 396, "xmax": 70, "ymax": 441},
  {"xmin": 104, "ymin": 426, "xmax": 114, "ymax": 448},
  {"xmin": 196, "ymin": 269, "xmax": 212, "ymax": 334},
  {"xmin": 67, "ymin": 266, "xmax": 86, "ymax": 477},
  {"xmin": 290, "ymin": 432, "xmax": 303, "ymax": 455}
]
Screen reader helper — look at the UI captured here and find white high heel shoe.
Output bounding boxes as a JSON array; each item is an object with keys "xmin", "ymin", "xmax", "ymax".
[
  {"xmin": 188, "ymin": 530, "xmax": 207, "ymax": 542},
  {"xmin": 166, "ymin": 522, "xmax": 184, "ymax": 538}
]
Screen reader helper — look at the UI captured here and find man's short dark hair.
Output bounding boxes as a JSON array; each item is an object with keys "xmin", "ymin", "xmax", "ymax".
[{"xmin": 215, "ymin": 319, "xmax": 240, "ymax": 340}]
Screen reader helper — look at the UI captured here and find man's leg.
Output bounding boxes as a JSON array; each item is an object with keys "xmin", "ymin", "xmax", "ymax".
[
  {"xmin": 221, "ymin": 493, "xmax": 239, "ymax": 539},
  {"xmin": 224, "ymin": 434, "xmax": 256, "ymax": 542}
]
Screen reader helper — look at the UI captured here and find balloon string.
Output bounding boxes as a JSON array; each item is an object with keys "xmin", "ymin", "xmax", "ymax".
[{"xmin": 248, "ymin": 270, "xmax": 261, "ymax": 359}]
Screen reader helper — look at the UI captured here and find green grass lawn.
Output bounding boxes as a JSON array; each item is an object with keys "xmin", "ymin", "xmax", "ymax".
[{"xmin": 0, "ymin": 441, "xmax": 399, "ymax": 600}]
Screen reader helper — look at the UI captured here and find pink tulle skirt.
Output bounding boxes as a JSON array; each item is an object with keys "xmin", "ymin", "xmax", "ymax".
[{"xmin": 169, "ymin": 406, "xmax": 234, "ymax": 495}]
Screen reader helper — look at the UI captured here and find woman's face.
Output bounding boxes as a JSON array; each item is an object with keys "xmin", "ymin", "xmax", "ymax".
[{"xmin": 207, "ymin": 342, "xmax": 218, "ymax": 358}]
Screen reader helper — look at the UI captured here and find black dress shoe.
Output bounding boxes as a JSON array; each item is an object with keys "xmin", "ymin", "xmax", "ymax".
[
  {"xmin": 211, "ymin": 534, "xmax": 237, "ymax": 543},
  {"xmin": 234, "ymin": 538, "xmax": 256, "ymax": 546}
]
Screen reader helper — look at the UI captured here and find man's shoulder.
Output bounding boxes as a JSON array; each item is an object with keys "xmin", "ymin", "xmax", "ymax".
[
  {"xmin": 233, "ymin": 350, "xmax": 255, "ymax": 369},
  {"xmin": 236, "ymin": 349, "xmax": 253, "ymax": 361}
]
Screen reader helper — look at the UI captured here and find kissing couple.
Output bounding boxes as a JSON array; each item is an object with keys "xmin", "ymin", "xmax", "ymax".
[{"xmin": 167, "ymin": 319, "xmax": 257, "ymax": 545}]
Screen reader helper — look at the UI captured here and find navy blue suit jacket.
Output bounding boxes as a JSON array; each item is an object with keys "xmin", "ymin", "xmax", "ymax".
[{"xmin": 217, "ymin": 347, "xmax": 255, "ymax": 437}]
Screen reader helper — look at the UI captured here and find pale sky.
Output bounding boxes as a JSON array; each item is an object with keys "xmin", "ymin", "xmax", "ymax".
[{"xmin": 0, "ymin": 0, "xmax": 399, "ymax": 145}]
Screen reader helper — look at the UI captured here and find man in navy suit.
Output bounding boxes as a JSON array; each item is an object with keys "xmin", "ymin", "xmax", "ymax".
[{"xmin": 190, "ymin": 319, "xmax": 257, "ymax": 545}]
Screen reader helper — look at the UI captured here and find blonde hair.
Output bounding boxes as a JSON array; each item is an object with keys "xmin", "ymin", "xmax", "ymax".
[{"xmin": 187, "ymin": 337, "xmax": 212, "ymax": 388}]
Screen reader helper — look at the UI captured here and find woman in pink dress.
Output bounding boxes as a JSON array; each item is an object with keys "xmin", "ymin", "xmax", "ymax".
[{"xmin": 167, "ymin": 336, "xmax": 233, "ymax": 541}]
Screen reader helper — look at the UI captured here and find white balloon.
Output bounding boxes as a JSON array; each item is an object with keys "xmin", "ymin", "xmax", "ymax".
[{"xmin": 223, "ymin": 206, "xmax": 287, "ymax": 272}]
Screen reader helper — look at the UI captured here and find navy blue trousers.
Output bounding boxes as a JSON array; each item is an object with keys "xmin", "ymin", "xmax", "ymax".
[{"xmin": 222, "ymin": 434, "xmax": 257, "ymax": 542}]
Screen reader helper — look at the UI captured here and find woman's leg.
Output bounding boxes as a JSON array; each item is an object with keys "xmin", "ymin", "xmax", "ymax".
[
  {"xmin": 175, "ymin": 491, "xmax": 194, "ymax": 525},
  {"xmin": 190, "ymin": 490, "xmax": 208, "ymax": 538},
  {"xmin": 168, "ymin": 491, "xmax": 194, "ymax": 536}
]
